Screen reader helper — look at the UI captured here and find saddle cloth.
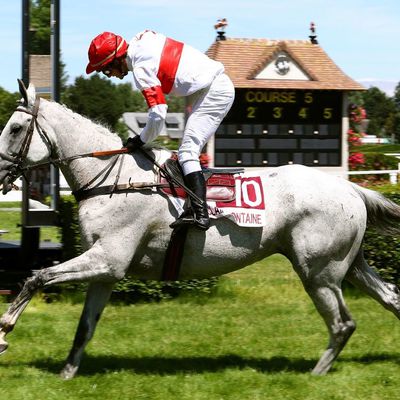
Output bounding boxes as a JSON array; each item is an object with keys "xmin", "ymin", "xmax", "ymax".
[
  {"xmin": 159, "ymin": 158, "xmax": 240, "ymax": 202},
  {"xmin": 158, "ymin": 158, "xmax": 267, "ymax": 227}
]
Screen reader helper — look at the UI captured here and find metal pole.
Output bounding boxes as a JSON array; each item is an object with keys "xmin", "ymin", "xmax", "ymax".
[
  {"xmin": 21, "ymin": 0, "xmax": 30, "ymax": 220},
  {"xmin": 21, "ymin": 0, "xmax": 30, "ymax": 86},
  {"xmin": 21, "ymin": 0, "xmax": 40, "ymax": 268},
  {"xmin": 50, "ymin": 0, "xmax": 60, "ymax": 210},
  {"xmin": 51, "ymin": 0, "xmax": 60, "ymax": 102}
]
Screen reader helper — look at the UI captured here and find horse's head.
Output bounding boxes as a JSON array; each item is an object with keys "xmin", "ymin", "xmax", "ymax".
[{"xmin": 0, "ymin": 80, "xmax": 54, "ymax": 194}]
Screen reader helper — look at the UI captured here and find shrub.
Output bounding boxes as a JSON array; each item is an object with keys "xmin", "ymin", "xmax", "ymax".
[
  {"xmin": 353, "ymin": 152, "xmax": 399, "ymax": 171},
  {"xmin": 350, "ymin": 152, "xmax": 399, "ymax": 185},
  {"xmin": 58, "ymin": 195, "xmax": 82, "ymax": 261},
  {"xmin": 363, "ymin": 188, "xmax": 400, "ymax": 285}
]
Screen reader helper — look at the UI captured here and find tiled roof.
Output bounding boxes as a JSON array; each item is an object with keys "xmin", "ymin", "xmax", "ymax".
[{"xmin": 206, "ymin": 38, "xmax": 365, "ymax": 91}]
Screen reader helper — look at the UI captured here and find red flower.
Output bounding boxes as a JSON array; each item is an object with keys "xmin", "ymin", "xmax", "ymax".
[{"xmin": 349, "ymin": 152, "xmax": 365, "ymax": 169}]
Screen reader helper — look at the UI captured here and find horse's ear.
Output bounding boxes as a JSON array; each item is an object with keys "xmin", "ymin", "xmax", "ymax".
[
  {"xmin": 26, "ymin": 83, "xmax": 37, "ymax": 107},
  {"xmin": 17, "ymin": 79, "xmax": 36, "ymax": 108},
  {"xmin": 17, "ymin": 79, "xmax": 28, "ymax": 105}
]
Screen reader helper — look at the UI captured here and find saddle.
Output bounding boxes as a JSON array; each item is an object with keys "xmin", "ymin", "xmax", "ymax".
[{"xmin": 159, "ymin": 158, "xmax": 244, "ymax": 202}]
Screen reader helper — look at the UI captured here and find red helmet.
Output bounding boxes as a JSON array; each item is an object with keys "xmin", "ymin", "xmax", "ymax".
[{"xmin": 86, "ymin": 32, "xmax": 128, "ymax": 74}]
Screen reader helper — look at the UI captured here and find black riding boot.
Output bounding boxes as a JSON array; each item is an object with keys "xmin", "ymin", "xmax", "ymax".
[{"xmin": 170, "ymin": 171, "xmax": 210, "ymax": 231}]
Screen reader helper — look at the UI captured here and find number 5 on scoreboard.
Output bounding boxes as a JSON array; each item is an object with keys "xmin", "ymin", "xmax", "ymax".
[{"xmin": 323, "ymin": 107, "xmax": 333, "ymax": 119}]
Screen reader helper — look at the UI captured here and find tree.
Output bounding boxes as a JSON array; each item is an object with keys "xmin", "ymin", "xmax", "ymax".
[
  {"xmin": 166, "ymin": 94, "xmax": 185, "ymax": 112},
  {"xmin": 394, "ymin": 82, "xmax": 400, "ymax": 109},
  {"xmin": 0, "ymin": 88, "xmax": 19, "ymax": 131},
  {"xmin": 115, "ymin": 83, "xmax": 147, "ymax": 113},
  {"xmin": 30, "ymin": 0, "xmax": 51, "ymax": 54},
  {"xmin": 361, "ymin": 87, "xmax": 397, "ymax": 137},
  {"xmin": 30, "ymin": 0, "xmax": 68, "ymax": 91},
  {"xmin": 62, "ymin": 75, "xmax": 123, "ymax": 130}
]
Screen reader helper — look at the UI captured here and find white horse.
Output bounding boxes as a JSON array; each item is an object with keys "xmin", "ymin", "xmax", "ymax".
[{"xmin": 1, "ymin": 81, "xmax": 400, "ymax": 379}]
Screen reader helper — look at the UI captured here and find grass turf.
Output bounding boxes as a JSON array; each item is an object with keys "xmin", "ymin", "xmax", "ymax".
[{"xmin": 0, "ymin": 255, "xmax": 399, "ymax": 399}]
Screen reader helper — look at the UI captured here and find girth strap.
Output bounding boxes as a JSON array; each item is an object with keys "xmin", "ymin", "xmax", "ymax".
[
  {"xmin": 72, "ymin": 181, "xmax": 168, "ymax": 202},
  {"xmin": 162, "ymin": 225, "xmax": 189, "ymax": 281}
]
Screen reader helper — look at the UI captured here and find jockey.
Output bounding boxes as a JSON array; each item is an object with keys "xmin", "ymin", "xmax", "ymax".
[{"xmin": 86, "ymin": 30, "xmax": 235, "ymax": 231}]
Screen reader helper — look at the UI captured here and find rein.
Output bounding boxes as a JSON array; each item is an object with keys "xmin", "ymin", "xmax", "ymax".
[{"xmin": 1, "ymin": 98, "xmax": 204, "ymax": 205}]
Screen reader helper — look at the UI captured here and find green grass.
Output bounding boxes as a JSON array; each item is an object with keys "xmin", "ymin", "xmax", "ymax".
[
  {"xmin": 358, "ymin": 143, "xmax": 400, "ymax": 153},
  {"xmin": 0, "ymin": 255, "xmax": 399, "ymax": 399},
  {"xmin": 0, "ymin": 202, "xmax": 59, "ymax": 242}
]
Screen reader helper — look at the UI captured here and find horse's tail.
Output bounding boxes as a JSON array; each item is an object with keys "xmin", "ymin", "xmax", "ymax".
[{"xmin": 351, "ymin": 183, "xmax": 400, "ymax": 235}]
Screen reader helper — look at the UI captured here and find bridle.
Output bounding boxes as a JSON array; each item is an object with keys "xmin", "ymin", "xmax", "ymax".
[
  {"xmin": 0, "ymin": 96, "xmax": 204, "ymax": 204},
  {"xmin": 0, "ymin": 96, "xmax": 54, "ymax": 188}
]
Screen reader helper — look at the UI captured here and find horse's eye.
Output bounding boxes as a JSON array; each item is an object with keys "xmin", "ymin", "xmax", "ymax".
[{"xmin": 10, "ymin": 123, "xmax": 22, "ymax": 135}]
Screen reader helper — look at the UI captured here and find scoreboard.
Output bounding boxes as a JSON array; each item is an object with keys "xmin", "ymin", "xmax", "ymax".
[{"xmin": 214, "ymin": 89, "xmax": 343, "ymax": 168}]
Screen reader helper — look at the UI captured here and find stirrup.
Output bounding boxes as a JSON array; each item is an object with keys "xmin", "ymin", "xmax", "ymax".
[{"xmin": 170, "ymin": 214, "xmax": 210, "ymax": 231}]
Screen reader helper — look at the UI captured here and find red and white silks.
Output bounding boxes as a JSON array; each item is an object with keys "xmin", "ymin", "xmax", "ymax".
[{"xmin": 127, "ymin": 30, "xmax": 234, "ymax": 175}]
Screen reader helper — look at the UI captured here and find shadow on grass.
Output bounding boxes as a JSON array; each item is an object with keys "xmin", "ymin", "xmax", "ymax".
[
  {"xmin": 28, "ymin": 352, "xmax": 400, "ymax": 376},
  {"xmin": 31, "ymin": 354, "xmax": 316, "ymax": 376}
]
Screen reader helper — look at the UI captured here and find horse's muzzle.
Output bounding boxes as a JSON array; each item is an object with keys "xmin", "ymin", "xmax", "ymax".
[{"xmin": 0, "ymin": 159, "xmax": 16, "ymax": 194}]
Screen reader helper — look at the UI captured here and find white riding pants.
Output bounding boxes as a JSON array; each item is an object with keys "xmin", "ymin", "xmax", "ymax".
[{"xmin": 178, "ymin": 73, "xmax": 235, "ymax": 176}]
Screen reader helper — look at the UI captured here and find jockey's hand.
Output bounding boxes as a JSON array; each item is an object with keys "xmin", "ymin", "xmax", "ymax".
[{"xmin": 124, "ymin": 136, "xmax": 144, "ymax": 152}]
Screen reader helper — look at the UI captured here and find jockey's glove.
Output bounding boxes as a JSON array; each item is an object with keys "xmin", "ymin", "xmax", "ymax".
[{"xmin": 124, "ymin": 135, "xmax": 144, "ymax": 152}]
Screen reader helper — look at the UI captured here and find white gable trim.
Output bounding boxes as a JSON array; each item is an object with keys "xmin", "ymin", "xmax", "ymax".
[{"xmin": 255, "ymin": 51, "xmax": 310, "ymax": 81}]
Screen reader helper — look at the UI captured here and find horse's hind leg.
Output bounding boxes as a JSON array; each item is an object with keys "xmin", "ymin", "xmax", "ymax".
[
  {"xmin": 292, "ymin": 257, "xmax": 356, "ymax": 375},
  {"xmin": 60, "ymin": 282, "xmax": 114, "ymax": 380},
  {"xmin": 305, "ymin": 281, "xmax": 356, "ymax": 375},
  {"xmin": 346, "ymin": 249, "xmax": 400, "ymax": 319}
]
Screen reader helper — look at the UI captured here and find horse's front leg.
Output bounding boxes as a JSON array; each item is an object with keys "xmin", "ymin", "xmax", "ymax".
[
  {"xmin": 0, "ymin": 273, "xmax": 42, "ymax": 353},
  {"xmin": 0, "ymin": 242, "xmax": 126, "ymax": 355},
  {"xmin": 60, "ymin": 281, "xmax": 114, "ymax": 380}
]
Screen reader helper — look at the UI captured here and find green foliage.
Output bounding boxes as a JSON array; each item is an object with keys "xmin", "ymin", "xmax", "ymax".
[
  {"xmin": 30, "ymin": 0, "xmax": 51, "ymax": 54},
  {"xmin": 362, "ymin": 87, "xmax": 399, "ymax": 138},
  {"xmin": 115, "ymin": 82, "xmax": 147, "ymax": 112},
  {"xmin": 29, "ymin": 0, "xmax": 69, "ymax": 91},
  {"xmin": 112, "ymin": 277, "xmax": 219, "ymax": 303},
  {"xmin": 58, "ymin": 195, "xmax": 82, "ymax": 261},
  {"xmin": 350, "ymin": 152, "xmax": 399, "ymax": 184},
  {"xmin": 62, "ymin": 76, "xmax": 147, "ymax": 134},
  {"xmin": 363, "ymin": 188, "xmax": 400, "ymax": 285},
  {"xmin": 352, "ymin": 152, "xmax": 398, "ymax": 171},
  {"xmin": 394, "ymin": 82, "xmax": 400, "ymax": 109},
  {"xmin": 165, "ymin": 94, "xmax": 185, "ymax": 112},
  {"xmin": 0, "ymin": 88, "xmax": 19, "ymax": 131},
  {"xmin": 349, "ymin": 86, "xmax": 400, "ymax": 141},
  {"xmin": 358, "ymin": 143, "xmax": 400, "ymax": 153},
  {"xmin": 114, "ymin": 119, "xmax": 130, "ymax": 142},
  {"xmin": 62, "ymin": 75, "xmax": 122, "ymax": 130}
]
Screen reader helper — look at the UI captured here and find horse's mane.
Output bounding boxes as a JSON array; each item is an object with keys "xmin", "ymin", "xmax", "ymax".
[
  {"xmin": 48, "ymin": 100, "xmax": 120, "ymax": 141},
  {"xmin": 47, "ymin": 100, "xmax": 171, "ymax": 152}
]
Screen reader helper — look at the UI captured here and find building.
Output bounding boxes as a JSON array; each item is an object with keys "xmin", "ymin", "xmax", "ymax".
[
  {"xmin": 122, "ymin": 112, "xmax": 185, "ymax": 140},
  {"xmin": 205, "ymin": 32, "xmax": 365, "ymax": 175},
  {"xmin": 29, "ymin": 55, "xmax": 51, "ymax": 99}
]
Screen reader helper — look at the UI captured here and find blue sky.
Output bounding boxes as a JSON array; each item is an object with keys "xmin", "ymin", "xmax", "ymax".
[{"xmin": 1, "ymin": 0, "xmax": 399, "ymax": 95}]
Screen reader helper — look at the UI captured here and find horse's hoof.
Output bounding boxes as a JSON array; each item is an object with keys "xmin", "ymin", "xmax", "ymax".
[{"xmin": 60, "ymin": 363, "xmax": 78, "ymax": 380}]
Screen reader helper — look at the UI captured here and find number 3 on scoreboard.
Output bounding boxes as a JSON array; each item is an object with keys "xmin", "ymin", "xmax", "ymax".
[{"xmin": 273, "ymin": 107, "xmax": 283, "ymax": 119}]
